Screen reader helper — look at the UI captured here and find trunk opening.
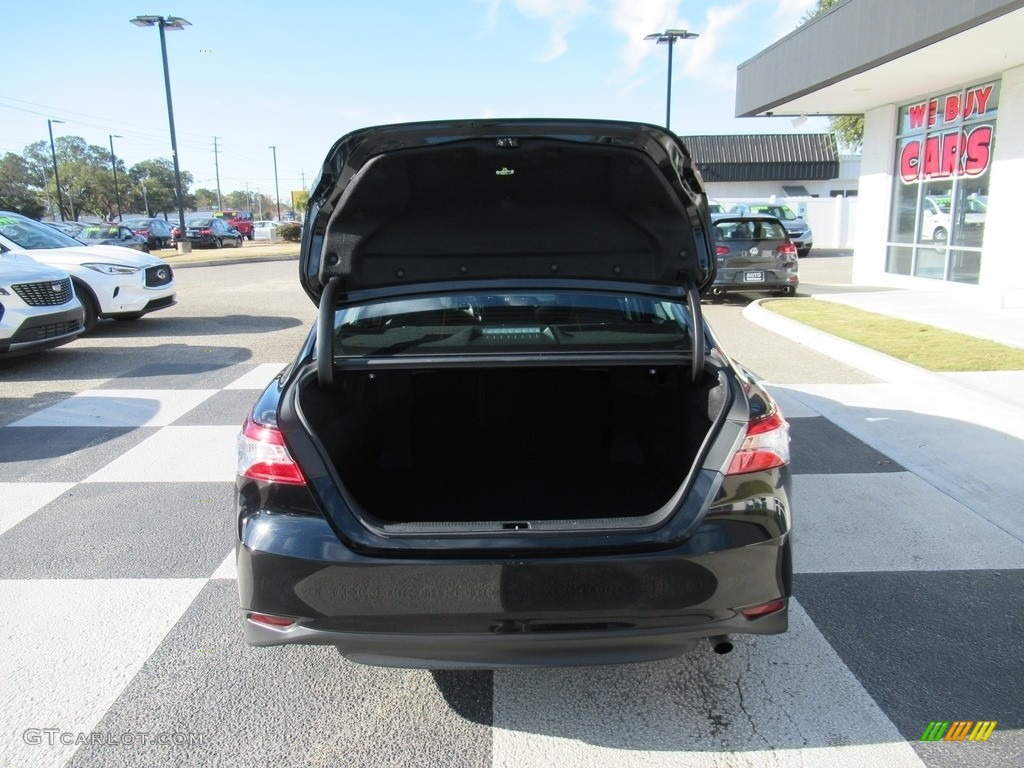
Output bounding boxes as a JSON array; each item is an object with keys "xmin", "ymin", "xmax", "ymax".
[{"xmin": 297, "ymin": 364, "xmax": 726, "ymax": 527}]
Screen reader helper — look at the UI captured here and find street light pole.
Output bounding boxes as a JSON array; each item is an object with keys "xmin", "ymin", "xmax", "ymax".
[
  {"xmin": 131, "ymin": 14, "xmax": 192, "ymax": 252},
  {"xmin": 109, "ymin": 134, "xmax": 124, "ymax": 220},
  {"xmin": 47, "ymin": 118, "xmax": 65, "ymax": 222},
  {"xmin": 643, "ymin": 29, "xmax": 700, "ymax": 131},
  {"xmin": 269, "ymin": 145, "xmax": 281, "ymax": 221}
]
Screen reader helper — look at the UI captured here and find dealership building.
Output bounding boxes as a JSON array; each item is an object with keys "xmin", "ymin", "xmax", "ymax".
[{"xmin": 736, "ymin": 0, "xmax": 1024, "ymax": 306}]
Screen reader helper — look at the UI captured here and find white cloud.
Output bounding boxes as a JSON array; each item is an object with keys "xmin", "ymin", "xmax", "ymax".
[
  {"xmin": 609, "ymin": 0, "xmax": 682, "ymax": 75},
  {"xmin": 681, "ymin": 0, "xmax": 755, "ymax": 89},
  {"xmin": 483, "ymin": 0, "xmax": 590, "ymax": 61},
  {"xmin": 516, "ymin": 0, "xmax": 591, "ymax": 60}
]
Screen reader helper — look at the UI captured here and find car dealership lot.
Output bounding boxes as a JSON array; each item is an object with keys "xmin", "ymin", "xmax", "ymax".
[{"xmin": 1, "ymin": 259, "xmax": 1022, "ymax": 767}]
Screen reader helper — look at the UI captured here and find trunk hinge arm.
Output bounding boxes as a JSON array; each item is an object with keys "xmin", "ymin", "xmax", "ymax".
[
  {"xmin": 686, "ymin": 283, "xmax": 704, "ymax": 384},
  {"xmin": 317, "ymin": 276, "xmax": 344, "ymax": 389}
]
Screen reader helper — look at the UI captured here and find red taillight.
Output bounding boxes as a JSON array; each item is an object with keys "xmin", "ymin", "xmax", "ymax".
[
  {"xmin": 715, "ymin": 245, "xmax": 730, "ymax": 256},
  {"xmin": 248, "ymin": 612, "xmax": 297, "ymax": 628},
  {"xmin": 778, "ymin": 242, "xmax": 798, "ymax": 257},
  {"xmin": 739, "ymin": 599, "xmax": 786, "ymax": 618},
  {"xmin": 199, "ymin": 227, "xmax": 212, "ymax": 235},
  {"xmin": 237, "ymin": 414, "xmax": 306, "ymax": 485},
  {"xmin": 726, "ymin": 410, "xmax": 790, "ymax": 475}
]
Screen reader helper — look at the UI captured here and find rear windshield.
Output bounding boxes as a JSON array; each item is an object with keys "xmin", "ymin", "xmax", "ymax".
[
  {"xmin": 79, "ymin": 226, "xmax": 120, "ymax": 239},
  {"xmin": 188, "ymin": 218, "xmax": 215, "ymax": 226},
  {"xmin": 747, "ymin": 205, "xmax": 797, "ymax": 221},
  {"xmin": 714, "ymin": 220, "xmax": 788, "ymax": 241},
  {"xmin": 333, "ymin": 292, "xmax": 693, "ymax": 357}
]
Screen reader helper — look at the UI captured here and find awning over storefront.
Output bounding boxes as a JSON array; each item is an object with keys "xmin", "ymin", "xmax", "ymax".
[
  {"xmin": 683, "ymin": 133, "xmax": 839, "ymax": 182},
  {"xmin": 735, "ymin": 0, "xmax": 1024, "ymax": 118}
]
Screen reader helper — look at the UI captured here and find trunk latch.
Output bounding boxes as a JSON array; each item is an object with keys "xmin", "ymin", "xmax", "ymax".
[{"xmin": 502, "ymin": 522, "xmax": 531, "ymax": 531}]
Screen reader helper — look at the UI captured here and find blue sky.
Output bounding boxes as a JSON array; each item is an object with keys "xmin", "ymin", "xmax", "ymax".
[{"xmin": 1, "ymin": 0, "xmax": 823, "ymax": 200}]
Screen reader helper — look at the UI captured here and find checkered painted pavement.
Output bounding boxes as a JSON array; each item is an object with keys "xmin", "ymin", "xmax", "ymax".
[{"xmin": 1, "ymin": 361, "xmax": 1022, "ymax": 767}]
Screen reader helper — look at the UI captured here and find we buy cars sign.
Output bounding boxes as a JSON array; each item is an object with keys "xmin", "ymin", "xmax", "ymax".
[{"xmin": 899, "ymin": 83, "xmax": 996, "ymax": 184}]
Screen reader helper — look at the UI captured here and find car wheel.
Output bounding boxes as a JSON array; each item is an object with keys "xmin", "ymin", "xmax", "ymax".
[
  {"xmin": 933, "ymin": 227, "xmax": 948, "ymax": 252},
  {"xmin": 215, "ymin": 237, "xmax": 223, "ymax": 249},
  {"xmin": 798, "ymin": 248, "xmax": 810, "ymax": 258},
  {"xmin": 142, "ymin": 244, "xmax": 150, "ymax": 253},
  {"xmin": 236, "ymin": 236, "xmax": 243, "ymax": 247},
  {"xmin": 246, "ymin": 230, "xmax": 254, "ymax": 241},
  {"xmin": 76, "ymin": 284, "xmax": 99, "ymax": 333}
]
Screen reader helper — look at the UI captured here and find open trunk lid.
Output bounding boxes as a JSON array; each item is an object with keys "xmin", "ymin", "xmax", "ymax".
[
  {"xmin": 299, "ymin": 119, "xmax": 717, "ymax": 386},
  {"xmin": 300, "ymin": 119, "xmax": 715, "ymax": 306}
]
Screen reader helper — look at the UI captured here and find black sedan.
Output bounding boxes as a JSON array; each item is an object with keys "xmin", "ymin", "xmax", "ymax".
[
  {"xmin": 75, "ymin": 223, "xmax": 151, "ymax": 252},
  {"xmin": 235, "ymin": 119, "xmax": 793, "ymax": 668},
  {"xmin": 709, "ymin": 213, "xmax": 799, "ymax": 299},
  {"xmin": 122, "ymin": 217, "xmax": 174, "ymax": 250},
  {"xmin": 173, "ymin": 217, "xmax": 243, "ymax": 248}
]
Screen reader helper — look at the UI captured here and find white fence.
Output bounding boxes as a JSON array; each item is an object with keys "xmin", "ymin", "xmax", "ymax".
[{"xmin": 715, "ymin": 197, "xmax": 858, "ymax": 249}]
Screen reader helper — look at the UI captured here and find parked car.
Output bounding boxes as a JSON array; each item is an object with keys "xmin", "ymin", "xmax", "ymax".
[
  {"xmin": 707, "ymin": 200, "xmax": 725, "ymax": 214},
  {"xmin": 0, "ymin": 211, "xmax": 176, "ymax": 332},
  {"xmin": 122, "ymin": 217, "xmax": 175, "ymax": 250},
  {"xmin": 729, "ymin": 202, "xmax": 813, "ymax": 257},
  {"xmin": 43, "ymin": 220, "xmax": 89, "ymax": 238},
  {"xmin": 709, "ymin": 213, "xmax": 799, "ymax": 298},
  {"xmin": 76, "ymin": 223, "xmax": 150, "ymax": 252},
  {"xmin": 0, "ymin": 252, "xmax": 84, "ymax": 356},
  {"xmin": 235, "ymin": 119, "xmax": 793, "ymax": 669},
  {"xmin": 251, "ymin": 220, "xmax": 281, "ymax": 240},
  {"xmin": 172, "ymin": 217, "xmax": 243, "ymax": 249},
  {"xmin": 214, "ymin": 210, "xmax": 255, "ymax": 240}
]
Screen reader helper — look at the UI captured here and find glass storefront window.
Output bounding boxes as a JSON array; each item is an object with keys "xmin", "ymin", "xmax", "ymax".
[{"xmin": 888, "ymin": 81, "xmax": 997, "ymax": 286}]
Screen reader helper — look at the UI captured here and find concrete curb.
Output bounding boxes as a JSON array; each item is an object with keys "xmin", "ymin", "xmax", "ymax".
[
  {"xmin": 742, "ymin": 297, "xmax": 936, "ymax": 385},
  {"xmin": 163, "ymin": 252, "xmax": 299, "ymax": 269}
]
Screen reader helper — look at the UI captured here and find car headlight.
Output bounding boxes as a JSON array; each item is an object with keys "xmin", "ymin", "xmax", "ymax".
[{"xmin": 82, "ymin": 263, "xmax": 141, "ymax": 275}]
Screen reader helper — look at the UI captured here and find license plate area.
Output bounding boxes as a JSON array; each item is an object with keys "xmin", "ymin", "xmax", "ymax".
[{"xmin": 744, "ymin": 271, "xmax": 765, "ymax": 282}]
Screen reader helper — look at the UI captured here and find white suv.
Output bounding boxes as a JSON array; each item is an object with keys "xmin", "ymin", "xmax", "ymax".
[
  {"xmin": 0, "ymin": 252, "xmax": 84, "ymax": 356},
  {"xmin": 0, "ymin": 211, "xmax": 177, "ymax": 332}
]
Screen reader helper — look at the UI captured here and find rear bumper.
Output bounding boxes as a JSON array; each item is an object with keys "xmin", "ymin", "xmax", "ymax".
[
  {"xmin": 236, "ymin": 502, "xmax": 792, "ymax": 667},
  {"xmin": 712, "ymin": 269, "xmax": 798, "ymax": 293},
  {"xmin": 241, "ymin": 607, "xmax": 788, "ymax": 669}
]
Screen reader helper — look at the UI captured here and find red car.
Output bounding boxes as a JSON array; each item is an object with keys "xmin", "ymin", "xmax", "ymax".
[{"xmin": 214, "ymin": 210, "xmax": 254, "ymax": 240}]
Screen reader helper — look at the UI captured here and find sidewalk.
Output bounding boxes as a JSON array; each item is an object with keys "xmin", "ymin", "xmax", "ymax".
[
  {"xmin": 744, "ymin": 284, "xmax": 1024, "ymax": 543},
  {"xmin": 157, "ymin": 241, "xmax": 299, "ymax": 269}
]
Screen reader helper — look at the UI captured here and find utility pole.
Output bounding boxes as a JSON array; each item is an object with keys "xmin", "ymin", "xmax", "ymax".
[
  {"xmin": 213, "ymin": 136, "xmax": 223, "ymax": 210},
  {"xmin": 269, "ymin": 145, "xmax": 281, "ymax": 221},
  {"xmin": 142, "ymin": 179, "xmax": 149, "ymax": 216},
  {"xmin": 245, "ymin": 181, "xmax": 250, "ymax": 214},
  {"xmin": 300, "ymin": 170, "xmax": 306, "ymax": 190},
  {"xmin": 47, "ymin": 118, "xmax": 66, "ymax": 221},
  {"xmin": 109, "ymin": 134, "xmax": 124, "ymax": 220}
]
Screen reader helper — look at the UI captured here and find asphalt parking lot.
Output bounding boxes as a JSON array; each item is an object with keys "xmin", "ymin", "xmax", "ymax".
[{"xmin": 1, "ymin": 255, "xmax": 1021, "ymax": 768}]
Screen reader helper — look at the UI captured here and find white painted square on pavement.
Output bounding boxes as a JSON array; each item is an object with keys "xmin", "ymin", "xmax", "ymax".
[
  {"xmin": 210, "ymin": 549, "xmax": 237, "ymax": 580},
  {"xmin": 84, "ymin": 426, "xmax": 240, "ymax": 483},
  {"xmin": 0, "ymin": 483, "xmax": 74, "ymax": 536},
  {"xmin": 492, "ymin": 601, "xmax": 926, "ymax": 767},
  {"xmin": 793, "ymin": 472, "xmax": 1024, "ymax": 573},
  {"xmin": 0, "ymin": 578, "xmax": 206, "ymax": 768},
  {"xmin": 10, "ymin": 390, "xmax": 218, "ymax": 428},
  {"xmin": 224, "ymin": 364, "xmax": 287, "ymax": 390}
]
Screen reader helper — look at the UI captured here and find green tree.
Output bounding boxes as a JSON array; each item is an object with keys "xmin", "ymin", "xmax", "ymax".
[
  {"xmin": 126, "ymin": 159, "xmax": 195, "ymax": 218},
  {"xmin": 20, "ymin": 136, "xmax": 127, "ymax": 220},
  {"xmin": 223, "ymin": 190, "xmax": 250, "ymax": 210},
  {"xmin": 0, "ymin": 152, "xmax": 46, "ymax": 218},
  {"xmin": 193, "ymin": 187, "xmax": 219, "ymax": 210},
  {"xmin": 802, "ymin": 0, "xmax": 864, "ymax": 152}
]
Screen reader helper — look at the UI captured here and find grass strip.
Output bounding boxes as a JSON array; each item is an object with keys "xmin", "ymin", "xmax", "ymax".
[{"xmin": 762, "ymin": 298, "xmax": 1024, "ymax": 372}]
